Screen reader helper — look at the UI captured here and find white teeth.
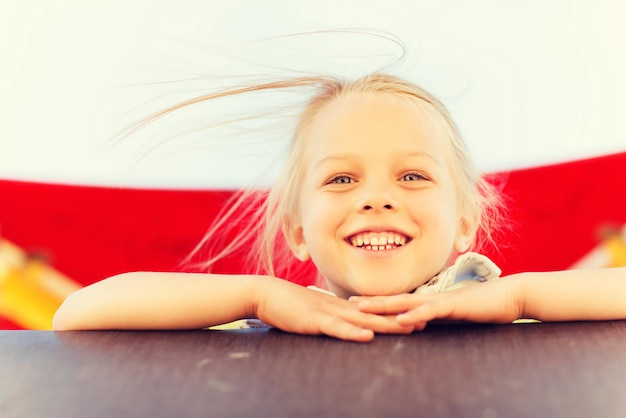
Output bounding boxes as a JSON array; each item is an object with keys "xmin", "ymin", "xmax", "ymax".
[{"xmin": 349, "ymin": 231, "xmax": 409, "ymax": 250}]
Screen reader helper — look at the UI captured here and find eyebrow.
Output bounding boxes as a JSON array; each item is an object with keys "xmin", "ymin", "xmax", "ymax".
[
  {"xmin": 404, "ymin": 151, "xmax": 442, "ymax": 164},
  {"xmin": 313, "ymin": 151, "xmax": 442, "ymax": 170}
]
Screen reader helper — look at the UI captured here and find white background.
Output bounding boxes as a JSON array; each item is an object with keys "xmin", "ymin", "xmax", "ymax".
[{"xmin": 1, "ymin": 0, "xmax": 625, "ymax": 188}]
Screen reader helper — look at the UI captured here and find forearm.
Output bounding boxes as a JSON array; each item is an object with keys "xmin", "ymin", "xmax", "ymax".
[
  {"xmin": 515, "ymin": 267, "xmax": 626, "ymax": 321},
  {"xmin": 53, "ymin": 272, "xmax": 266, "ymax": 330}
]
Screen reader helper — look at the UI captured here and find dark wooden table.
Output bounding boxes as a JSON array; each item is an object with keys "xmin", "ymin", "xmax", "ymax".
[{"xmin": 2, "ymin": 321, "xmax": 626, "ymax": 418}]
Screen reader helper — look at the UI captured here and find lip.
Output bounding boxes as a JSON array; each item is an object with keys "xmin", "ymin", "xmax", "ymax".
[
  {"xmin": 347, "ymin": 225, "xmax": 412, "ymax": 236},
  {"xmin": 344, "ymin": 226, "xmax": 413, "ymax": 250}
]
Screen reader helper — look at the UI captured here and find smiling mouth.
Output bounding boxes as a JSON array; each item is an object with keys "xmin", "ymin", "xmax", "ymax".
[{"xmin": 347, "ymin": 231, "xmax": 411, "ymax": 251}]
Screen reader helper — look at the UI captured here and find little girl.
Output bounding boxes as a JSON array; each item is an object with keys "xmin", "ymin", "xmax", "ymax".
[{"xmin": 53, "ymin": 74, "xmax": 626, "ymax": 341}]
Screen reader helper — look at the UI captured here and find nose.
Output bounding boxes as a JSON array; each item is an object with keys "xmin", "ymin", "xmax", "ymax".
[
  {"xmin": 358, "ymin": 182, "xmax": 398, "ymax": 213},
  {"xmin": 362, "ymin": 202, "xmax": 394, "ymax": 211}
]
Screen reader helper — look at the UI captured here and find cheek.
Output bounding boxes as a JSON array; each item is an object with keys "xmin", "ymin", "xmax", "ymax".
[
  {"xmin": 408, "ymin": 191, "xmax": 460, "ymax": 237},
  {"xmin": 298, "ymin": 193, "xmax": 325, "ymax": 239},
  {"xmin": 299, "ymin": 194, "xmax": 352, "ymax": 255},
  {"xmin": 301, "ymin": 197, "xmax": 338, "ymax": 236}
]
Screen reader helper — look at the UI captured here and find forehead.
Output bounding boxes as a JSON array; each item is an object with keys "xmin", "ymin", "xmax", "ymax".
[{"xmin": 305, "ymin": 93, "xmax": 448, "ymax": 160}]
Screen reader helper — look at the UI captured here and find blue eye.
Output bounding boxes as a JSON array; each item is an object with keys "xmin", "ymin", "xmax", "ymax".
[
  {"xmin": 401, "ymin": 172, "xmax": 426, "ymax": 181},
  {"xmin": 329, "ymin": 175, "xmax": 354, "ymax": 184}
]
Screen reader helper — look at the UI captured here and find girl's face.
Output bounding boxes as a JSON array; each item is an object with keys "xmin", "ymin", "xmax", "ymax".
[{"xmin": 287, "ymin": 93, "xmax": 475, "ymax": 298}]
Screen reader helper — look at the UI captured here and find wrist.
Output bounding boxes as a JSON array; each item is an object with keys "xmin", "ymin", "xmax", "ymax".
[
  {"xmin": 245, "ymin": 274, "xmax": 275, "ymax": 320},
  {"xmin": 504, "ymin": 272, "xmax": 536, "ymax": 320}
]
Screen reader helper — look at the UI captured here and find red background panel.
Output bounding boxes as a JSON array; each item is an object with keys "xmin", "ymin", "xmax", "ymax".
[
  {"xmin": 1, "ymin": 151, "xmax": 626, "ymax": 328},
  {"xmin": 491, "ymin": 152, "xmax": 626, "ymax": 273}
]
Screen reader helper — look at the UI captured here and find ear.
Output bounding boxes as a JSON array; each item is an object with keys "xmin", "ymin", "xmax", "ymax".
[
  {"xmin": 282, "ymin": 218, "xmax": 310, "ymax": 261},
  {"xmin": 454, "ymin": 212, "xmax": 479, "ymax": 253}
]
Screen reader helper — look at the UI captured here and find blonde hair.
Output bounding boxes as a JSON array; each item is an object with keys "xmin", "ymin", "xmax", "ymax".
[{"xmin": 134, "ymin": 73, "xmax": 504, "ymax": 283}]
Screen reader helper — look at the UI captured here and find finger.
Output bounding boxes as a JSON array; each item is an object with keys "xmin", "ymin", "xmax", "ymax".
[
  {"xmin": 357, "ymin": 294, "xmax": 422, "ymax": 314},
  {"xmin": 339, "ymin": 309, "xmax": 415, "ymax": 334},
  {"xmin": 320, "ymin": 298, "xmax": 414, "ymax": 335},
  {"xmin": 396, "ymin": 299, "xmax": 455, "ymax": 325},
  {"xmin": 360, "ymin": 312, "xmax": 422, "ymax": 333},
  {"xmin": 364, "ymin": 318, "xmax": 415, "ymax": 334},
  {"xmin": 349, "ymin": 295, "xmax": 393, "ymax": 303},
  {"xmin": 370, "ymin": 322, "xmax": 416, "ymax": 334},
  {"xmin": 315, "ymin": 313, "xmax": 375, "ymax": 342}
]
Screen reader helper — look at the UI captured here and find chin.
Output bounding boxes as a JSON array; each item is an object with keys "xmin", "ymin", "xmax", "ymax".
[
  {"xmin": 350, "ymin": 282, "xmax": 414, "ymax": 297},
  {"xmin": 325, "ymin": 271, "xmax": 424, "ymax": 298}
]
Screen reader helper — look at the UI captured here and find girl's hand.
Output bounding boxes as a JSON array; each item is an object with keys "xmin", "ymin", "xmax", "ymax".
[
  {"xmin": 352, "ymin": 278, "xmax": 525, "ymax": 327},
  {"xmin": 253, "ymin": 277, "xmax": 414, "ymax": 342}
]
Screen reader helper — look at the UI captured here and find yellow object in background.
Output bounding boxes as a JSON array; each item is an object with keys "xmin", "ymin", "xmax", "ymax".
[
  {"xmin": 605, "ymin": 234, "xmax": 626, "ymax": 267},
  {"xmin": 0, "ymin": 239, "xmax": 82, "ymax": 329},
  {"xmin": 570, "ymin": 223, "xmax": 626, "ymax": 269}
]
